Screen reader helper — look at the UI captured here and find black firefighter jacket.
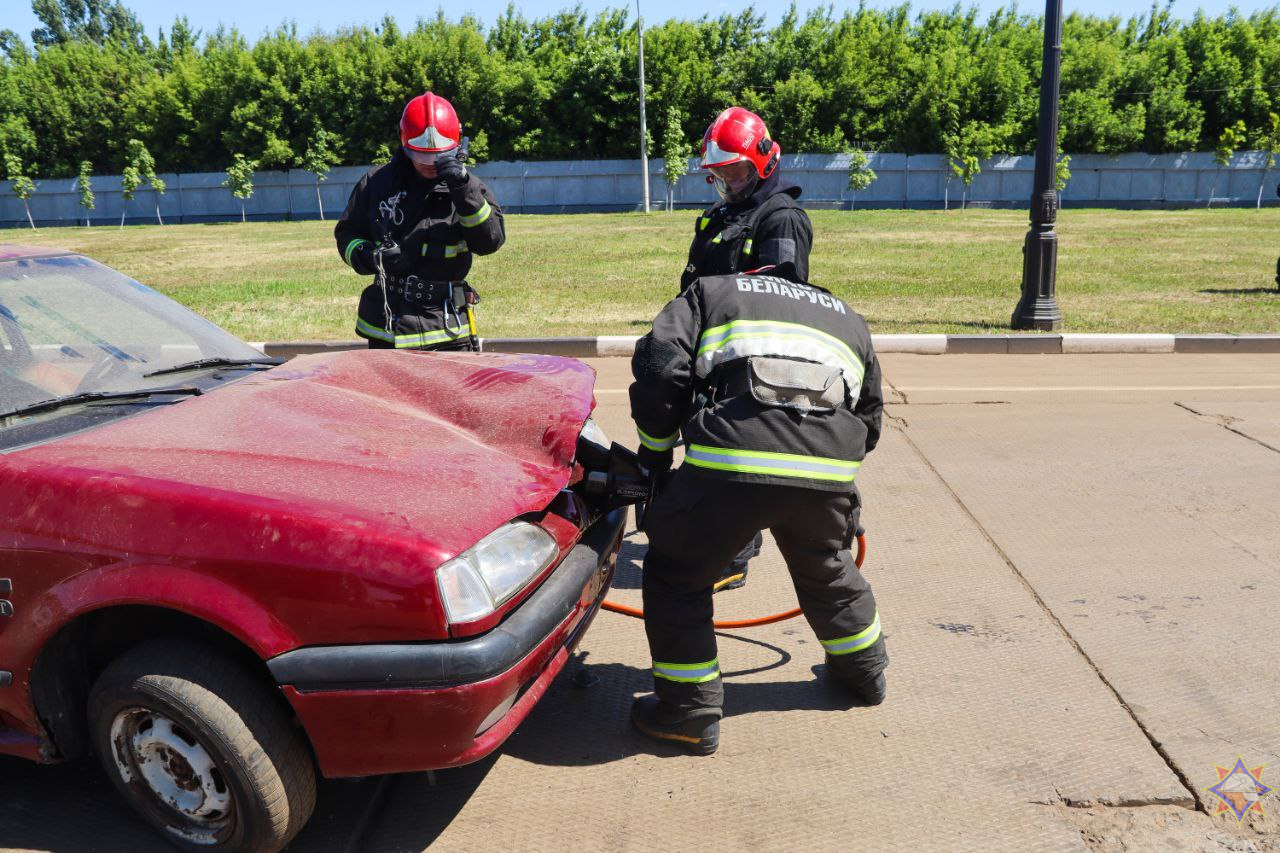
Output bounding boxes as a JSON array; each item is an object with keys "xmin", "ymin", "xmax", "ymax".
[
  {"xmin": 334, "ymin": 150, "xmax": 505, "ymax": 343},
  {"xmin": 680, "ymin": 170, "xmax": 814, "ymax": 291},
  {"xmin": 630, "ymin": 272, "xmax": 883, "ymax": 493}
]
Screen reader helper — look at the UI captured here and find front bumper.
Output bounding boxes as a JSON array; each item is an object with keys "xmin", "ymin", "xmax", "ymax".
[{"xmin": 267, "ymin": 507, "xmax": 625, "ymax": 778}]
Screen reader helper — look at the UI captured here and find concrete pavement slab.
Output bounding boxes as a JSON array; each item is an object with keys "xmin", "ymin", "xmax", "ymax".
[{"xmin": 897, "ymin": 400, "xmax": 1280, "ymax": 841}]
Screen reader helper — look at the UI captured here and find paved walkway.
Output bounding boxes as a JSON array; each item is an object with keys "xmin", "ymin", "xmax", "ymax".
[{"xmin": 2, "ymin": 354, "xmax": 1277, "ymax": 851}]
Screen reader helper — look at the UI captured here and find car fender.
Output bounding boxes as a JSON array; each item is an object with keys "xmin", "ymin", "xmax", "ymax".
[{"xmin": 15, "ymin": 561, "xmax": 298, "ymax": 678}]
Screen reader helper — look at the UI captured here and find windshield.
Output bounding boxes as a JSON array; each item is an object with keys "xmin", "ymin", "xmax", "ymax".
[{"xmin": 1, "ymin": 253, "xmax": 265, "ymax": 416}]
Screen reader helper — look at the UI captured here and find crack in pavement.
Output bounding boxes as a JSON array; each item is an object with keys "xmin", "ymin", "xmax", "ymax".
[
  {"xmin": 894, "ymin": 422, "xmax": 1201, "ymax": 812},
  {"xmin": 1175, "ymin": 402, "xmax": 1280, "ymax": 455}
]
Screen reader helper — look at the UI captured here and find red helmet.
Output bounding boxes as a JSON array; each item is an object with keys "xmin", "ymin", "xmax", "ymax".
[
  {"xmin": 700, "ymin": 107, "xmax": 781, "ymax": 179},
  {"xmin": 400, "ymin": 91, "xmax": 461, "ymax": 153}
]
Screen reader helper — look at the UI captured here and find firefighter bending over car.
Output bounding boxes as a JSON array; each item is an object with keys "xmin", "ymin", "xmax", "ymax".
[
  {"xmin": 335, "ymin": 91, "xmax": 505, "ymax": 351},
  {"xmin": 628, "ymin": 265, "xmax": 888, "ymax": 754},
  {"xmin": 673, "ymin": 106, "xmax": 815, "ymax": 594}
]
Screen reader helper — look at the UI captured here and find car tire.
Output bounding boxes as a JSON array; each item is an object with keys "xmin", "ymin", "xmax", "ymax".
[{"xmin": 87, "ymin": 639, "xmax": 317, "ymax": 853}]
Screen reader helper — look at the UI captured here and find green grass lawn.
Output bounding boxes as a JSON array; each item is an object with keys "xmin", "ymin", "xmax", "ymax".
[{"xmin": 7, "ymin": 208, "xmax": 1278, "ymax": 340}]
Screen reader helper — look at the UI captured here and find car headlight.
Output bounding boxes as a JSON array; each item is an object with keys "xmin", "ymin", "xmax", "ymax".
[
  {"xmin": 577, "ymin": 416, "xmax": 612, "ymax": 469},
  {"xmin": 436, "ymin": 522, "xmax": 561, "ymax": 623},
  {"xmin": 580, "ymin": 417, "xmax": 609, "ymax": 453}
]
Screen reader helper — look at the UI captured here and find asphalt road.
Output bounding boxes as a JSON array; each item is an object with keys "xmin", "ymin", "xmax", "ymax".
[{"xmin": 3, "ymin": 353, "xmax": 1278, "ymax": 851}]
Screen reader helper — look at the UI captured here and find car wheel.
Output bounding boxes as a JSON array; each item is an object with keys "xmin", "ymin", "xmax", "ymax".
[{"xmin": 87, "ymin": 639, "xmax": 316, "ymax": 852}]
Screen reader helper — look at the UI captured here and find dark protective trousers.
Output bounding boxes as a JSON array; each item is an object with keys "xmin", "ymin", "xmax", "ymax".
[{"xmin": 642, "ymin": 467, "xmax": 887, "ymax": 714}]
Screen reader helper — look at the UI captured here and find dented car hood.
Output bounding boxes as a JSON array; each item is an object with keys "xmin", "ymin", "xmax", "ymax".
[{"xmin": 10, "ymin": 350, "xmax": 597, "ymax": 559}]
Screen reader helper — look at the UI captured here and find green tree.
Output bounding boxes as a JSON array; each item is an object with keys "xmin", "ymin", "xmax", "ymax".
[
  {"xmin": 4, "ymin": 153, "xmax": 36, "ymax": 228},
  {"xmin": 299, "ymin": 128, "xmax": 341, "ymax": 220},
  {"xmin": 371, "ymin": 143, "xmax": 392, "ymax": 166},
  {"xmin": 30, "ymin": 0, "xmax": 146, "ymax": 48},
  {"xmin": 1212, "ymin": 120, "xmax": 1247, "ymax": 207},
  {"xmin": 846, "ymin": 149, "xmax": 877, "ymax": 209},
  {"xmin": 660, "ymin": 106, "xmax": 691, "ymax": 211},
  {"xmin": 1055, "ymin": 152, "xmax": 1072, "ymax": 193},
  {"xmin": 223, "ymin": 152, "xmax": 256, "ymax": 222},
  {"xmin": 76, "ymin": 159, "xmax": 94, "ymax": 225},
  {"xmin": 1254, "ymin": 112, "xmax": 1280, "ymax": 210},
  {"xmin": 119, "ymin": 162, "xmax": 139, "ymax": 228},
  {"xmin": 126, "ymin": 138, "xmax": 165, "ymax": 224},
  {"xmin": 944, "ymin": 123, "xmax": 995, "ymax": 210}
]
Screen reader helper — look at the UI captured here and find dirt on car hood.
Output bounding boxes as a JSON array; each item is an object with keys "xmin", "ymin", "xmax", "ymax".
[{"xmin": 12, "ymin": 350, "xmax": 597, "ymax": 559}]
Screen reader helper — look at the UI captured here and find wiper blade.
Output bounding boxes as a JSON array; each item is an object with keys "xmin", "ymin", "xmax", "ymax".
[
  {"xmin": 1, "ymin": 387, "xmax": 203, "ymax": 420},
  {"xmin": 144, "ymin": 356, "xmax": 282, "ymax": 378}
]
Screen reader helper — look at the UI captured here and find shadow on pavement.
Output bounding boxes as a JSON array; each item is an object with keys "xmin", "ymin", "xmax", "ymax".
[
  {"xmin": 0, "ymin": 753, "xmax": 490, "ymax": 853},
  {"xmin": 610, "ymin": 532, "xmax": 646, "ymax": 590},
  {"xmin": 502, "ymin": 635, "xmax": 860, "ymax": 768}
]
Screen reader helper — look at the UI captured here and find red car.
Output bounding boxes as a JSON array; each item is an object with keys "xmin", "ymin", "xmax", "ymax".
[{"xmin": 0, "ymin": 246, "xmax": 627, "ymax": 851}]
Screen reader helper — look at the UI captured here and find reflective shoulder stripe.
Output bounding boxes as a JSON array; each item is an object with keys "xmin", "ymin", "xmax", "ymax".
[
  {"xmin": 458, "ymin": 200, "xmax": 492, "ymax": 228},
  {"xmin": 694, "ymin": 319, "xmax": 866, "ymax": 389},
  {"xmin": 653, "ymin": 659, "xmax": 720, "ymax": 684},
  {"xmin": 357, "ymin": 318, "xmax": 467, "ymax": 348},
  {"xmin": 685, "ymin": 444, "xmax": 861, "ymax": 483},
  {"xmin": 820, "ymin": 612, "xmax": 881, "ymax": 655},
  {"xmin": 698, "ymin": 216, "xmax": 711, "ymax": 231},
  {"xmin": 344, "ymin": 238, "xmax": 370, "ymax": 267},
  {"xmin": 637, "ymin": 425, "xmax": 679, "ymax": 452}
]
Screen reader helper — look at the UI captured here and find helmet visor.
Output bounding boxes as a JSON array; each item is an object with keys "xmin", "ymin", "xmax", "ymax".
[
  {"xmin": 403, "ymin": 145, "xmax": 456, "ymax": 165},
  {"xmin": 708, "ymin": 161, "xmax": 758, "ymax": 202}
]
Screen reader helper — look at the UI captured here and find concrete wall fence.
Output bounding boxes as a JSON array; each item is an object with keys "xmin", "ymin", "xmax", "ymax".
[{"xmin": 3, "ymin": 151, "xmax": 1277, "ymax": 228}]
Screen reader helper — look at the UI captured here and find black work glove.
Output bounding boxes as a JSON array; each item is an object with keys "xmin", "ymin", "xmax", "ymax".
[
  {"xmin": 378, "ymin": 242, "xmax": 414, "ymax": 275},
  {"xmin": 637, "ymin": 446, "xmax": 673, "ymax": 477},
  {"xmin": 435, "ymin": 149, "xmax": 469, "ymax": 188}
]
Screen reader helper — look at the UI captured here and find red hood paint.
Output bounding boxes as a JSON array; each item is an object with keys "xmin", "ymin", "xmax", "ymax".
[{"xmin": 11, "ymin": 350, "xmax": 597, "ymax": 560}]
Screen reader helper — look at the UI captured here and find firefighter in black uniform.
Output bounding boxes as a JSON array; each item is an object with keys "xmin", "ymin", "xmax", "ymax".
[
  {"xmin": 629, "ymin": 268, "xmax": 888, "ymax": 754},
  {"xmin": 669, "ymin": 106, "xmax": 814, "ymax": 593},
  {"xmin": 335, "ymin": 91, "xmax": 505, "ymax": 350}
]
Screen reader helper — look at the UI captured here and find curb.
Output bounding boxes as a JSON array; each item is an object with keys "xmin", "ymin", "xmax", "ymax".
[{"xmin": 253, "ymin": 334, "xmax": 1280, "ymax": 359}]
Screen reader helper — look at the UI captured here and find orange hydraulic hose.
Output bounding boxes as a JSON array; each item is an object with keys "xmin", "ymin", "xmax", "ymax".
[{"xmin": 601, "ymin": 534, "xmax": 867, "ymax": 629}]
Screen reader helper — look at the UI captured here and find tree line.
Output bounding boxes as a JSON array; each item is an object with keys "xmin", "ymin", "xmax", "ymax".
[{"xmin": 2, "ymin": 0, "xmax": 1279, "ymax": 184}]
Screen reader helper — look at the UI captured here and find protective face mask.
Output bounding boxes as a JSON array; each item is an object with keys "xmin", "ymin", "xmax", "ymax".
[{"xmin": 710, "ymin": 166, "xmax": 759, "ymax": 203}]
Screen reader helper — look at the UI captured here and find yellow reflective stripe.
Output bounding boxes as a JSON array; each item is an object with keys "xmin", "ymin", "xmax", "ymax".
[
  {"xmin": 458, "ymin": 200, "xmax": 492, "ymax": 228},
  {"xmin": 416, "ymin": 241, "xmax": 470, "ymax": 258},
  {"xmin": 820, "ymin": 612, "xmax": 881, "ymax": 655},
  {"xmin": 685, "ymin": 444, "xmax": 861, "ymax": 483},
  {"xmin": 698, "ymin": 216, "xmax": 711, "ymax": 231},
  {"xmin": 743, "ymin": 237, "xmax": 754, "ymax": 255},
  {"xmin": 711, "ymin": 233, "xmax": 723, "ymax": 244},
  {"xmin": 637, "ymin": 425, "xmax": 679, "ymax": 452},
  {"xmin": 653, "ymin": 659, "xmax": 720, "ymax": 683},
  {"xmin": 356, "ymin": 318, "xmax": 467, "ymax": 348},
  {"xmin": 344, "ymin": 238, "xmax": 370, "ymax": 266}
]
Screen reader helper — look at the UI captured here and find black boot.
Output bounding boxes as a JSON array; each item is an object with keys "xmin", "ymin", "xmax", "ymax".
[
  {"xmin": 832, "ymin": 670, "xmax": 887, "ymax": 706},
  {"xmin": 630, "ymin": 696, "xmax": 720, "ymax": 755}
]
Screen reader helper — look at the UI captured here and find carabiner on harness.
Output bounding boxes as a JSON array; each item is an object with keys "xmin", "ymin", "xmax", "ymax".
[{"xmin": 444, "ymin": 295, "xmax": 463, "ymax": 336}]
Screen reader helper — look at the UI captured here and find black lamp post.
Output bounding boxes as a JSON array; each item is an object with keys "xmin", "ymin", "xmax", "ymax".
[{"xmin": 1012, "ymin": 0, "xmax": 1065, "ymax": 330}]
